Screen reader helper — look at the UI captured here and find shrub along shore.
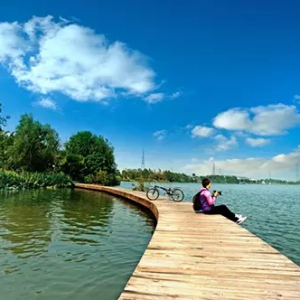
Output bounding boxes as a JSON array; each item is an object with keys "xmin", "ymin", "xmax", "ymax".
[{"xmin": 0, "ymin": 170, "xmax": 73, "ymax": 190}]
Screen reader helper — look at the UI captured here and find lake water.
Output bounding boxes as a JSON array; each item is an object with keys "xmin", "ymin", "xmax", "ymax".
[
  {"xmin": 121, "ymin": 181, "xmax": 300, "ymax": 266},
  {"xmin": 0, "ymin": 188, "xmax": 154, "ymax": 300}
]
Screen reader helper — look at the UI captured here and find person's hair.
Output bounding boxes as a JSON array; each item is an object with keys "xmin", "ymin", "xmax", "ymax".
[{"xmin": 202, "ymin": 178, "xmax": 211, "ymax": 188}]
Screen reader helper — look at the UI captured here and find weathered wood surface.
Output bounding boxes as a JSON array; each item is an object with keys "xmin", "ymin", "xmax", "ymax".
[{"xmin": 75, "ymin": 184, "xmax": 300, "ymax": 300}]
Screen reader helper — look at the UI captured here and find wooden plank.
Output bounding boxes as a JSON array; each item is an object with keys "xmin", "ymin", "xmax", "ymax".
[{"xmin": 75, "ymin": 184, "xmax": 300, "ymax": 300}]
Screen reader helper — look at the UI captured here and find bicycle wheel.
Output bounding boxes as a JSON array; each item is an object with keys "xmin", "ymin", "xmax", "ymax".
[
  {"xmin": 171, "ymin": 188, "xmax": 184, "ymax": 202},
  {"xmin": 146, "ymin": 188, "xmax": 160, "ymax": 201}
]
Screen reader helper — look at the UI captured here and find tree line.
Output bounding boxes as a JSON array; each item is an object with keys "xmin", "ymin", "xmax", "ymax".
[
  {"xmin": 0, "ymin": 103, "xmax": 119, "ymax": 187},
  {"xmin": 121, "ymin": 169, "xmax": 300, "ymax": 185},
  {"xmin": 121, "ymin": 168, "xmax": 240, "ymax": 183}
]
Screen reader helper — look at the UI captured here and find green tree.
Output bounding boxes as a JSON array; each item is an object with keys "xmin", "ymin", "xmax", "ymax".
[
  {"xmin": 6, "ymin": 114, "xmax": 60, "ymax": 172},
  {"xmin": 63, "ymin": 131, "xmax": 119, "ymax": 185},
  {"xmin": 0, "ymin": 103, "xmax": 10, "ymax": 131},
  {"xmin": 59, "ymin": 153, "xmax": 85, "ymax": 181},
  {"xmin": 0, "ymin": 132, "xmax": 14, "ymax": 169},
  {"xmin": 0, "ymin": 103, "xmax": 13, "ymax": 168}
]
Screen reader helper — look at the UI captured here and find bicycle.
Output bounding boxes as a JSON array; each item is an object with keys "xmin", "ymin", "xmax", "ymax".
[{"xmin": 146, "ymin": 185, "xmax": 184, "ymax": 202}]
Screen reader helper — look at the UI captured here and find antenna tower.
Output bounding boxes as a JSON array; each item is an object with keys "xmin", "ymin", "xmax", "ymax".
[
  {"xmin": 212, "ymin": 162, "xmax": 216, "ymax": 175},
  {"xmin": 141, "ymin": 149, "xmax": 145, "ymax": 169}
]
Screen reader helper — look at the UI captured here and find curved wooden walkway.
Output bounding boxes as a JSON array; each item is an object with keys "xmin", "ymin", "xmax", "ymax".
[{"xmin": 75, "ymin": 184, "xmax": 300, "ymax": 300}]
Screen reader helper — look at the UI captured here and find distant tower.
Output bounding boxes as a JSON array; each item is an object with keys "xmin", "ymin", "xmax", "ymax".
[
  {"xmin": 212, "ymin": 162, "xmax": 216, "ymax": 175},
  {"xmin": 141, "ymin": 149, "xmax": 145, "ymax": 169}
]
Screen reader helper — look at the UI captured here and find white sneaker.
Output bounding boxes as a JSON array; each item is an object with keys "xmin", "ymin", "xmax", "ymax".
[
  {"xmin": 235, "ymin": 214, "xmax": 242, "ymax": 219},
  {"xmin": 237, "ymin": 216, "xmax": 247, "ymax": 224}
]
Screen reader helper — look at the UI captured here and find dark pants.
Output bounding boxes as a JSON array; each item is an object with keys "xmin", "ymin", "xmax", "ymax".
[{"xmin": 204, "ymin": 205, "xmax": 238, "ymax": 222}]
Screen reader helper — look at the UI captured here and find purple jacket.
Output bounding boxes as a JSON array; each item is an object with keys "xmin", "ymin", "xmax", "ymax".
[{"xmin": 199, "ymin": 188, "xmax": 217, "ymax": 211}]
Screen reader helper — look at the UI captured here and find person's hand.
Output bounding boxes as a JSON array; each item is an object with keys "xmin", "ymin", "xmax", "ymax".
[{"xmin": 213, "ymin": 191, "xmax": 219, "ymax": 197}]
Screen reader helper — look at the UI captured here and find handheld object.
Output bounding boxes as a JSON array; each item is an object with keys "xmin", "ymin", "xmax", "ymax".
[{"xmin": 213, "ymin": 190, "xmax": 222, "ymax": 196}]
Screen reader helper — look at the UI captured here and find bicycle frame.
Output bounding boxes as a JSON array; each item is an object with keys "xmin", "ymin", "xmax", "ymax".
[
  {"xmin": 146, "ymin": 184, "xmax": 184, "ymax": 202},
  {"xmin": 154, "ymin": 185, "xmax": 173, "ymax": 195}
]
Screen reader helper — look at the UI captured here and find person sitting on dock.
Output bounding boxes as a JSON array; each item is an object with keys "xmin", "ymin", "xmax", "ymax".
[{"xmin": 193, "ymin": 178, "xmax": 247, "ymax": 224}]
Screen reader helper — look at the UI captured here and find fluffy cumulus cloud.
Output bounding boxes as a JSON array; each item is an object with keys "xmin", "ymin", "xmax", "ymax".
[
  {"xmin": 245, "ymin": 137, "xmax": 270, "ymax": 147},
  {"xmin": 191, "ymin": 125, "xmax": 215, "ymax": 138},
  {"xmin": 0, "ymin": 16, "xmax": 171, "ymax": 103},
  {"xmin": 213, "ymin": 104, "xmax": 300, "ymax": 136},
  {"xmin": 153, "ymin": 130, "xmax": 167, "ymax": 141},
  {"xmin": 214, "ymin": 134, "xmax": 237, "ymax": 151},
  {"xmin": 181, "ymin": 145, "xmax": 300, "ymax": 179},
  {"xmin": 189, "ymin": 103, "xmax": 300, "ymax": 151},
  {"xmin": 190, "ymin": 125, "xmax": 237, "ymax": 151}
]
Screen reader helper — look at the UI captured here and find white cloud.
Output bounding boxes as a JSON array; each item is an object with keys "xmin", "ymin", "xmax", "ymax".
[
  {"xmin": 191, "ymin": 125, "xmax": 215, "ymax": 138},
  {"xmin": 145, "ymin": 93, "xmax": 164, "ymax": 103},
  {"xmin": 214, "ymin": 134, "xmax": 237, "ymax": 151},
  {"xmin": 153, "ymin": 130, "xmax": 167, "ymax": 141},
  {"xmin": 246, "ymin": 137, "xmax": 270, "ymax": 147},
  {"xmin": 213, "ymin": 104, "xmax": 300, "ymax": 136},
  {"xmin": 294, "ymin": 95, "xmax": 300, "ymax": 101},
  {"xmin": 0, "ymin": 16, "xmax": 165, "ymax": 103},
  {"xmin": 170, "ymin": 91, "xmax": 181, "ymax": 99},
  {"xmin": 181, "ymin": 145, "xmax": 300, "ymax": 179},
  {"xmin": 144, "ymin": 91, "xmax": 182, "ymax": 103},
  {"xmin": 34, "ymin": 97, "xmax": 57, "ymax": 110}
]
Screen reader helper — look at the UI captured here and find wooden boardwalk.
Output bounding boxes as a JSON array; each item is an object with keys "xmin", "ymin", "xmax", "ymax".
[{"xmin": 75, "ymin": 184, "xmax": 300, "ymax": 300}]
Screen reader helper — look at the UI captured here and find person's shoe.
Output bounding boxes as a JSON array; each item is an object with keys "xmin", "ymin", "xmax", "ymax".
[
  {"xmin": 235, "ymin": 214, "xmax": 242, "ymax": 219},
  {"xmin": 237, "ymin": 216, "xmax": 247, "ymax": 224}
]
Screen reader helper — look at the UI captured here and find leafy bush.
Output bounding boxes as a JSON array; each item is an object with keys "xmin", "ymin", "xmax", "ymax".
[
  {"xmin": 84, "ymin": 169, "xmax": 120, "ymax": 186},
  {"xmin": 132, "ymin": 176, "xmax": 149, "ymax": 192},
  {"xmin": 0, "ymin": 170, "xmax": 73, "ymax": 190}
]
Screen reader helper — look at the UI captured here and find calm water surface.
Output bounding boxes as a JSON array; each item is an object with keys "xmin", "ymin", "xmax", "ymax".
[
  {"xmin": 122, "ymin": 181, "xmax": 300, "ymax": 266},
  {"xmin": 0, "ymin": 188, "xmax": 155, "ymax": 300}
]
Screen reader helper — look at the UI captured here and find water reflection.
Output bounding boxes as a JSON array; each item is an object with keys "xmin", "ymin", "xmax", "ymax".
[
  {"xmin": 60, "ymin": 190, "xmax": 114, "ymax": 246},
  {"xmin": 0, "ymin": 188, "xmax": 154, "ymax": 300},
  {"xmin": 0, "ymin": 190, "xmax": 52, "ymax": 258}
]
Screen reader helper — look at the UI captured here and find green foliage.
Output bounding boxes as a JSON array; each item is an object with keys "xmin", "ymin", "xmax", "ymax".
[
  {"xmin": 0, "ymin": 170, "xmax": 73, "ymax": 190},
  {"xmin": 132, "ymin": 176, "xmax": 149, "ymax": 191},
  {"xmin": 122, "ymin": 168, "xmax": 199, "ymax": 183},
  {"xmin": 84, "ymin": 170, "xmax": 109, "ymax": 185},
  {"xmin": 204, "ymin": 175, "xmax": 239, "ymax": 184},
  {"xmin": 63, "ymin": 131, "xmax": 119, "ymax": 185},
  {"xmin": 0, "ymin": 132, "xmax": 14, "ymax": 169},
  {"xmin": 121, "ymin": 168, "xmax": 241, "ymax": 184},
  {"xmin": 59, "ymin": 153, "xmax": 85, "ymax": 180},
  {"xmin": 0, "ymin": 103, "xmax": 120, "ymax": 188},
  {"xmin": 6, "ymin": 114, "xmax": 60, "ymax": 172},
  {"xmin": 0, "ymin": 103, "xmax": 10, "ymax": 131}
]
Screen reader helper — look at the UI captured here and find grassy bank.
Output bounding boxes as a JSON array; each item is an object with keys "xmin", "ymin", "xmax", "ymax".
[{"xmin": 0, "ymin": 170, "xmax": 73, "ymax": 190}]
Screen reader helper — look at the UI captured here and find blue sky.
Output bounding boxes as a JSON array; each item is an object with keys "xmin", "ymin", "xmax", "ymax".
[{"xmin": 1, "ymin": 0, "xmax": 300, "ymax": 180}]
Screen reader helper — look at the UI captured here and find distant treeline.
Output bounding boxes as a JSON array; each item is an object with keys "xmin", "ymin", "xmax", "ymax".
[
  {"xmin": 120, "ymin": 168, "xmax": 300, "ymax": 185},
  {"xmin": 120, "ymin": 168, "xmax": 240, "ymax": 183}
]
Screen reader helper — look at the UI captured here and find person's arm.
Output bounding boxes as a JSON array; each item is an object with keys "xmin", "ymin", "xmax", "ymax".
[{"xmin": 203, "ymin": 190, "xmax": 216, "ymax": 205}]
